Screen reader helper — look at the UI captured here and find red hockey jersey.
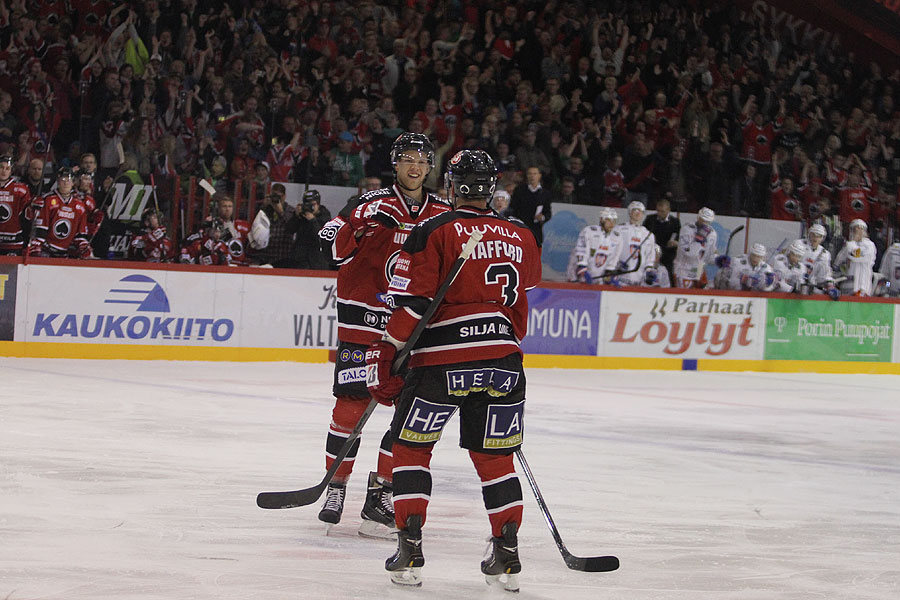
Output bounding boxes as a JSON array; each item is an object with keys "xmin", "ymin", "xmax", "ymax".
[
  {"xmin": 383, "ymin": 207, "xmax": 542, "ymax": 368},
  {"xmin": 179, "ymin": 235, "xmax": 231, "ymax": 266},
  {"xmin": 0, "ymin": 177, "xmax": 32, "ymax": 253},
  {"xmin": 319, "ymin": 185, "xmax": 451, "ymax": 345},
  {"xmin": 30, "ymin": 191, "xmax": 90, "ymax": 257},
  {"xmin": 222, "ymin": 219, "xmax": 252, "ymax": 265},
  {"xmin": 130, "ymin": 227, "xmax": 175, "ymax": 262}
]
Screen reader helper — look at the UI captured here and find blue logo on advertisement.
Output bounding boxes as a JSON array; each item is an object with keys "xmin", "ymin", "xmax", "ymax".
[
  {"xmin": 32, "ymin": 273, "xmax": 234, "ymax": 342},
  {"xmin": 521, "ymin": 287, "xmax": 601, "ymax": 356},
  {"xmin": 541, "ymin": 210, "xmax": 587, "ymax": 273},
  {"xmin": 104, "ymin": 274, "xmax": 171, "ymax": 312}
]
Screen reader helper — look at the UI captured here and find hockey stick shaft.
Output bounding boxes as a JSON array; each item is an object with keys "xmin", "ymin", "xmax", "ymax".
[
  {"xmin": 601, "ymin": 230, "xmax": 652, "ymax": 279},
  {"xmin": 257, "ymin": 229, "xmax": 484, "ymax": 510},
  {"xmin": 725, "ymin": 224, "xmax": 745, "ymax": 256},
  {"xmin": 515, "ymin": 449, "xmax": 619, "ymax": 572}
]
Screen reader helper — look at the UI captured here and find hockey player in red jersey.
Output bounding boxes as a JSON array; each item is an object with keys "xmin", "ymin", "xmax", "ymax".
[
  {"xmin": 178, "ymin": 218, "xmax": 231, "ymax": 265},
  {"xmin": 29, "ymin": 168, "xmax": 92, "ymax": 259},
  {"xmin": 129, "ymin": 207, "xmax": 174, "ymax": 262},
  {"xmin": 76, "ymin": 171, "xmax": 105, "ymax": 240},
  {"xmin": 315, "ymin": 132, "xmax": 451, "ymax": 538},
  {"xmin": 0, "ymin": 155, "xmax": 33, "ymax": 255},
  {"xmin": 366, "ymin": 150, "xmax": 541, "ymax": 591}
]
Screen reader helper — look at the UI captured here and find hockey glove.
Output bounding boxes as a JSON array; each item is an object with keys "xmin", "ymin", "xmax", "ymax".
[
  {"xmin": 575, "ymin": 266, "xmax": 592, "ymax": 284},
  {"xmin": 763, "ymin": 271, "xmax": 775, "ymax": 289},
  {"xmin": 825, "ymin": 282, "xmax": 840, "ymax": 301},
  {"xmin": 715, "ymin": 255, "xmax": 731, "ymax": 269},
  {"xmin": 365, "ymin": 340, "xmax": 404, "ymax": 405},
  {"xmin": 644, "ymin": 268, "xmax": 658, "ymax": 285}
]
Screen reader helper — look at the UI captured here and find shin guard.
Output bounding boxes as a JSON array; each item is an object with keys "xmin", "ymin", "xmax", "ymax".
[{"xmin": 470, "ymin": 451, "xmax": 523, "ymax": 537}]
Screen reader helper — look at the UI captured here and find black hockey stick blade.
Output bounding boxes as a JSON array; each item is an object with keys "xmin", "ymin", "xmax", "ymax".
[
  {"xmin": 563, "ymin": 551, "xmax": 620, "ymax": 572},
  {"xmin": 257, "ymin": 396, "xmax": 380, "ymax": 509},
  {"xmin": 515, "ymin": 450, "xmax": 619, "ymax": 572}
]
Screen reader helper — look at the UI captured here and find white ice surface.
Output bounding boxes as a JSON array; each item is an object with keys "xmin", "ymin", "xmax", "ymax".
[{"xmin": 1, "ymin": 358, "xmax": 899, "ymax": 599}]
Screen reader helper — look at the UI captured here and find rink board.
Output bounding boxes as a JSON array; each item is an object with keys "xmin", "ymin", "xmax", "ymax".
[{"xmin": 1, "ymin": 258, "xmax": 899, "ymax": 373}]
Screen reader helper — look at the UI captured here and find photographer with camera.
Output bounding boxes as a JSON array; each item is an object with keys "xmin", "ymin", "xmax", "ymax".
[
  {"xmin": 286, "ymin": 189, "xmax": 331, "ymax": 270},
  {"xmin": 251, "ymin": 183, "xmax": 295, "ymax": 267}
]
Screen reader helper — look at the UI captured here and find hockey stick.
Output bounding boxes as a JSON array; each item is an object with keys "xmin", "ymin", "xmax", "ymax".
[
  {"xmin": 515, "ymin": 449, "xmax": 619, "ymax": 572},
  {"xmin": 725, "ymin": 224, "xmax": 745, "ymax": 256},
  {"xmin": 600, "ymin": 230, "xmax": 653, "ymax": 279},
  {"xmin": 257, "ymin": 229, "xmax": 485, "ymax": 510}
]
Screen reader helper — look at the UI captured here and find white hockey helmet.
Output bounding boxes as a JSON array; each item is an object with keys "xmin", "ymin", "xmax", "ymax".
[
  {"xmin": 627, "ymin": 200, "xmax": 645, "ymax": 213},
  {"xmin": 749, "ymin": 243, "xmax": 767, "ymax": 257},
  {"xmin": 808, "ymin": 223, "xmax": 826, "ymax": 239},
  {"xmin": 698, "ymin": 207, "xmax": 715, "ymax": 223},
  {"xmin": 788, "ymin": 240, "xmax": 806, "ymax": 257},
  {"xmin": 849, "ymin": 218, "xmax": 867, "ymax": 231},
  {"xmin": 599, "ymin": 207, "xmax": 618, "ymax": 222}
]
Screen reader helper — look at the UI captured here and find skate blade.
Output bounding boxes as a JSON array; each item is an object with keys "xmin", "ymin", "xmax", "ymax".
[
  {"xmin": 390, "ymin": 567, "xmax": 422, "ymax": 587},
  {"xmin": 323, "ymin": 522, "xmax": 335, "ymax": 536},
  {"xmin": 485, "ymin": 573, "xmax": 519, "ymax": 593},
  {"xmin": 358, "ymin": 518, "xmax": 398, "ymax": 540}
]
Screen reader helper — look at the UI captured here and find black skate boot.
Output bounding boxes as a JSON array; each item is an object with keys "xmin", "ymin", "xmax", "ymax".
[
  {"xmin": 359, "ymin": 471, "xmax": 398, "ymax": 539},
  {"xmin": 317, "ymin": 482, "xmax": 346, "ymax": 530},
  {"xmin": 481, "ymin": 522, "xmax": 521, "ymax": 593},
  {"xmin": 385, "ymin": 515, "xmax": 424, "ymax": 587}
]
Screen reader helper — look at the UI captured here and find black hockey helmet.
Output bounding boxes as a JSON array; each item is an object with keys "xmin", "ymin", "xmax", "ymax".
[
  {"xmin": 445, "ymin": 150, "xmax": 498, "ymax": 202},
  {"xmin": 57, "ymin": 167, "xmax": 75, "ymax": 181},
  {"xmin": 390, "ymin": 132, "xmax": 435, "ymax": 171},
  {"xmin": 302, "ymin": 189, "xmax": 321, "ymax": 203},
  {"xmin": 0, "ymin": 155, "xmax": 13, "ymax": 166}
]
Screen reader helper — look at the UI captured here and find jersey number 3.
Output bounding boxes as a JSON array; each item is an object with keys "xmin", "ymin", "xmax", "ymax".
[{"xmin": 485, "ymin": 262, "xmax": 520, "ymax": 307}]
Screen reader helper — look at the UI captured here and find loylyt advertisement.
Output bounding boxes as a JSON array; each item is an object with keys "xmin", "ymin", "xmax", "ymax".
[
  {"xmin": 765, "ymin": 299, "xmax": 894, "ymax": 362},
  {"xmin": 600, "ymin": 292, "xmax": 765, "ymax": 359},
  {"xmin": 521, "ymin": 287, "xmax": 601, "ymax": 355}
]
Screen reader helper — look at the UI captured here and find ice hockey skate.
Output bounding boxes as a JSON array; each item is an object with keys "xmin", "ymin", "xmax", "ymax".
[
  {"xmin": 481, "ymin": 522, "xmax": 521, "ymax": 592},
  {"xmin": 358, "ymin": 471, "xmax": 398, "ymax": 539},
  {"xmin": 317, "ymin": 482, "xmax": 345, "ymax": 532},
  {"xmin": 385, "ymin": 515, "xmax": 424, "ymax": 587}
]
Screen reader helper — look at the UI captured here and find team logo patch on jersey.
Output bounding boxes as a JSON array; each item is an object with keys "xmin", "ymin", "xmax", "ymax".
[
  {"xmin": 337, "ymin": 366, "xmax": 367, "ymax": 384},
  {"xmin": 350, "ymin": 349, "xmax": 364, "ymax": 363},
  {"xmin": 389, "ymin": 274, "xmax": 410, "ymax": 291},
  {"xmin": 399, "ymin": 397, "xmax": 458, "ymax": 444},
  {"xmin": 339, "ymin": 349, "xmax": 351, "ymax": 362},
  {"xmin": 53, "ymin": 218, "xmax": 72, "ymax": 239},
  {"xmin": 384, "ymin": 249, "xmax": 402, "ymax": 285},
  {"xmin": 446, "ymin": 368, "xmax": 519, "ymax": 397},
  {"xmin": 0, "ymin": 203, "xmax": 11, "ymax": 223},
  {"xmin": 483, "ymin": 400, "xmax": 524, "ymax": 449}
]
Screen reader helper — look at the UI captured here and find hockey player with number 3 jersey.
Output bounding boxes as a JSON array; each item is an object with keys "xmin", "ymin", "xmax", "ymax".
[
  {"xmin": 366, "ymin": 149, "xmax": 541, "ymax": 592},
  {"xmin": 567, "ymin": 207, "xmax": 623, "ymax": 283},
  {"xmin": 314, "ymin": 133, "xmax": 451, "ymax": 539}
]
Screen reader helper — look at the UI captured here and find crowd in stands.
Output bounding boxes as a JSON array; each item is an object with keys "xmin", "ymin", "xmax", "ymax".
[{"xmin": 1, "ymin": 0, "xmax": 899, "ymax": 288}]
